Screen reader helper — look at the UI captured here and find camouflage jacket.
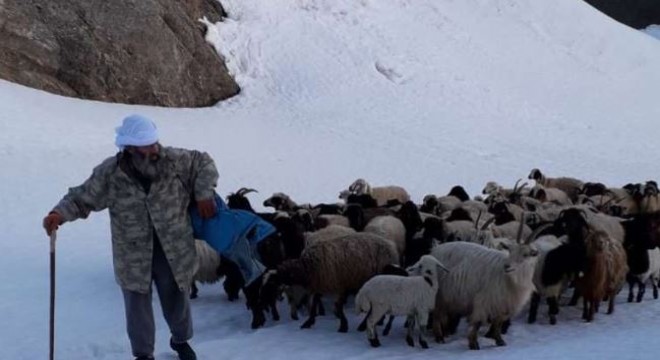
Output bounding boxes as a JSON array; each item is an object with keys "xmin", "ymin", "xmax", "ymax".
[{"xmin": 52, "ymin": 146, "xmax": 219, "ymax": 293}]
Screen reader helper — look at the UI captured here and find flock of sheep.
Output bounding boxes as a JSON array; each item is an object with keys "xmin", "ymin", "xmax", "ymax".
[{"xmin": 192, "ymin": 168, "xmax": 660, "ymax": 350}]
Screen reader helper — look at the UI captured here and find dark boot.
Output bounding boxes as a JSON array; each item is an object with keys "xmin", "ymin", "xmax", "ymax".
[{"xmin": 170, "ymin": 338, "xmax": 197, "ymax": 360}]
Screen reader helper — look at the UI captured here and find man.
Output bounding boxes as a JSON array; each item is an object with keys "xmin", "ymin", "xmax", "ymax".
[{"xmin": 42, "ymin": 114, "xmax": 219, "ymax": 360}]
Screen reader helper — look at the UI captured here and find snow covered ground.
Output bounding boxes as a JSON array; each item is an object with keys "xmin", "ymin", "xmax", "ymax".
[
  {"xmin": 2, "ymin": 0, "xmax": 660, "ymax": 358},
  {"xmin": 643, "ymin": 24, "xmax": 660, "ymax": 40}
]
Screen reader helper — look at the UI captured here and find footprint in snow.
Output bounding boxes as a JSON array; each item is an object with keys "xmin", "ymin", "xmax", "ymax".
[{"xmin": 374, "ymin": 61, "xmax": 407, "ymax": 84}]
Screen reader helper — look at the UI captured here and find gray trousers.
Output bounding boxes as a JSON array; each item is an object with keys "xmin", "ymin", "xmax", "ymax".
[{"xmin": 121, "ymin": 238, "xmax": 193, "ymax": 357}]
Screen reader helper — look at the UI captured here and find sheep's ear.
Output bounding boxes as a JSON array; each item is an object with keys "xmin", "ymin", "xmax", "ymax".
[{"xmin": 436, "ymin": 263, "xmax": 450, "ymax": 273}]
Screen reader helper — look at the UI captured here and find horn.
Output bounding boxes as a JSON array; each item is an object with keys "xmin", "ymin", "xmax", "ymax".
[
  {"xmin": 475, "ymin": 210, "xmax": 482, "ymax": 230},
  {"xmin": 516, "ymin": 212, "xmax": 527, "ymax": 244},
  {"xmin": 237, "ymin": 187, "xmax": 258, "ymax": 196},
  {"xmin": 480, "ymin": 215, "xmax": 497, "ymax": 230},
  {"xmin": 525, "ymin": 222, "xmax": 554, "ymax": 244},
  {"xmin": 512, "ymin": 178, "xmax": 523, "ymax": 193}
]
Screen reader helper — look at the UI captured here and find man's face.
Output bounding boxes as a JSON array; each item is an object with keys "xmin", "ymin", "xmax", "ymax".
[
  {"xmin": 130, "ymin": 143, "xmax": 161, "ymax": 161},
  {"xmin": 126, "ymin": 143, "xmax": 162, "ymax": 180}
]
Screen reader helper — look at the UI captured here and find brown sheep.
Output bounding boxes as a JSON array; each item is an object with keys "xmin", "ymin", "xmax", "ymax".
[{"xmin": 578, "ymin": 229, "xmax": 628, "ymax": 322}]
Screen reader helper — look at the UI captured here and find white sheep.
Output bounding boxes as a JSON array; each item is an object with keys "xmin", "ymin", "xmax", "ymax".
[
  {"xmin": 429, "ymin": 221, "xmax": 545, "ymax": 350},
  {"xmin": 355, "ymin": 255, "xmax": 449, "ymax": 348},
  {"xmin": 347, "ymin": 178, "xmax": 410, "ymax": 207},
  {"xmin": 191, "ymin": 239, "xmax": 222, "ymax": 299},
  {"xmin": 364, "ymin": 215, "xmax": 406, "ymax": 262}
]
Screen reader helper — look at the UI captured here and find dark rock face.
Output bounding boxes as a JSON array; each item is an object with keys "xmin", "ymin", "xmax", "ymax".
[
  {"xmin": 0, "ymin": 0, "xmax": 239, "ymax": 107},
  {"xmin": 584, "ymin": 0, "xmax": 660, "ymax": 29}
]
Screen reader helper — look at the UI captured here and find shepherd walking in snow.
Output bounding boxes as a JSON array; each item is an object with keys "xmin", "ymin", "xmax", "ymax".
[{"xmin": 42, "ymin": 114, "xmax": 219, "ymax": 360}]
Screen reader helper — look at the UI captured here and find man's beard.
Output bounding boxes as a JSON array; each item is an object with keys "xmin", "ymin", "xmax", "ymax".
[{"xmin": 130, "ymin": 151, "xmax": 163, "ymax": 181}]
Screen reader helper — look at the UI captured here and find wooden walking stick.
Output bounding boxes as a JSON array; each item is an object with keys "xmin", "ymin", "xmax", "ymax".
[{"xmin": 50, "ymin": 231, "xmax": 56, "ymax": 360}]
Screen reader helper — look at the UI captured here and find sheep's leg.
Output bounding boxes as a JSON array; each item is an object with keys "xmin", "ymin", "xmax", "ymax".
[
  {"xmin": 547, "ymin": 296, "xmax": 559, "ymax": 325},
  {"xmin": 270, "ymin": 300, "xmax": 280, "ymax": 321},
  {"xmin": 653, "ymin": 278, "xmax": 659, "ymax": 299},
  {"xmin": 637, "ymin": 281, "xmax": 646, "ymax": 303},
  {"xmin": 447, "ymin": 314, "xmax": 461, "ymax": 335},
  {"xmin": 417, "ymin": 312, "xmax": 430, "ymax": 349},
  {"xmin": 357, "ymin": 310, "xmax": 370, "ymax": 332},
  {"xmin": 527, "ymin": 292, "xmax": 540, "ymax": 324},
  {"xmin": 335, "ymin": 293, "xmax": 349, "ymax": 333},
  {"xmin": 301, "ymin": 294, "xmax": 320, "ymax": 329},
  {"xmin": 500, "ymin": 319, "xmax": 511, "ymax": 334},
  {"xmin": 243, "ymin": 276, "xmax": 266, "ymax": 329},
  {"xmin": 431, "ymin": 308, "xmax": 445, "ymax": 344},
  {"xmin": 406, "ymin": 315, "xmax": 416, "ymax": 347},
  {"xmin": 490, "ymin": 319, "xmax": 506, "ymax": 347},
  {"xmin": 581, "ymin": 297, "xmax": 589, "ymax": 321},
  {"xmin": 367, "ymin": 308, "xmax": 386, "ymax": 348},
  {"xmin": 485, "ymin": 318, "xmax": 509, "ymax": 338},
  {"xmin": 467, "ymin": 321, "xmax": 482, "ymax": 350},
  {"xmin": 376, "ymin": 315, "xmax": 386, "ymax": 326},
  {"xmin": 569, "ymin": 286, "xmax": 580, "ymax": 306},
  {"xmin": 190, "ymin": 282, "xmax": 199, "ymax": 300},
  {"xmin": 627, "ymin": 275, "xmax": 635, "ymax": 303},
  {"xmin": 607, "ymin": 291, "xmax": 616, "ymax": 314},
  {"xmin": 383, "ymin": 315, "xmax": 395, "ymax": 336},
  {"xmin": 318, "ymin": 297, "xmax": 326, "ymax": 316}
]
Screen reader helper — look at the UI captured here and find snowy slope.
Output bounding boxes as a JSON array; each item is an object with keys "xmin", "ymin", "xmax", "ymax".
[{"xmin": 2, "ymin": 0, "xmax": 660, "ymax": 359}]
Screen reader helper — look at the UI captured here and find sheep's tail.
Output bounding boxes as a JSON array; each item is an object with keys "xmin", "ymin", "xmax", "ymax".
[{"xmin": 355, "ymin": 291, "xmax": 371, "ymax": 315}]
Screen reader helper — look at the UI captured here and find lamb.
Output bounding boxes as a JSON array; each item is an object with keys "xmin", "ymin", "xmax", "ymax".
[
  {"xmin": 527, "ymin": 234, "xmax": 571, "ymax": 325},
  {"xmin": 355, "ymin": 255, "xmax": 449, "ymax": 348},
  {"xmin": 626, "ymin": 247, "xmax": 660, "ymax": 303},
  {"xmin": 528, "ymin": 168, "xmax": 584, "ymax": 203},
  {"xmin": 578, "ymin": 229, "xmax": 628, "ymax": 322},
  {"xmin": 347, "ymin": 178, "xmax": 411, "ymax": 207},
  {"xmin": 191, "ymin": 239, "xmax": 223, "ymax": 299},
  {"xmin": 429, "ymin": 219, "xmax": 545, "ymax": 350},
  {"xmin": 622, "ymin": 216, "xmax": 660, "ymax": 302},
  {"xmin": 260, "ymin": 232, "xmax": 399, "ymax": 332}
]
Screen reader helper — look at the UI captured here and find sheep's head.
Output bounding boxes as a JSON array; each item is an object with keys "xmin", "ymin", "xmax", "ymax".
[
  {"xmin": 482, "ymin": 182, "xmax": 500, "ymax": 195},
  {"xmin": 446, "ymin": 207, "xmax": 473, "ymax": 222},
  {"xmin": 555, "ymin": 208, "xmax": 590, "ymax": 241},
  {"xmin": 420, "ymin": 194, "xmax": 439, "ymax": 214},
  {"xmin": 581, "ymin": 182, "xmax": 607, "ymax": 197},
  {"xmin": 348, "ymin": 178, "xmax": 370, "ymax": 195},
  {"xmin": 398, "ymin": 200, "xmax": 423, "ymax": 234},
  {"xmin": 644, "ymin": 181, "xmax": 658, "ymax": 197},
  {"xmin": 405, "ymin": 255, "xmax": 449, "ymax": 284},
  {"xmin": 276, "ymin": 259, "xmax": 309, "ymax": 287},
  {"xmin": 226, "ymin": 187, "xmax": 258, "ymax": 211},
  {"xmin": 500, "ymin": 217, "xmax": 551, "ymax": 272},
  {"xmin": 346, "ymin": 193, "xmax": 378, "ymax": 208},
  {"xmin": 263, "ymin": 192, "xmax": 295, "ymax": 211},
  {"xmin": 339, "ymin": 189, "xmax": 351, "ymax": 201},
  {"xmin": 528, "ymin": 168, "xmax": 543, "ymax": 181},
  {"xmin": 448, "ymin": 185, "xmax": 470, "ymax": 202},
  {"xmin": 344, "ymin": 204, "xmax": 366, "ymax": 231}
]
